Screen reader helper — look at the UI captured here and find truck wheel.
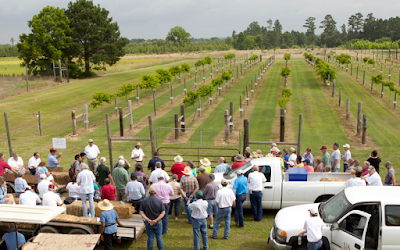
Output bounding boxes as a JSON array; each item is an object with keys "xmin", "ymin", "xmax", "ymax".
[
  {"xmin": 6, "ymin": 183, "xmax": 15, "ymax": 193},
  {"xmin": 69, "ymin": 228, "xmax": 94, "ymax": 234},
  {"xmin": 40, "ymin": 226, "xmax": 59, "ymax": 234}
]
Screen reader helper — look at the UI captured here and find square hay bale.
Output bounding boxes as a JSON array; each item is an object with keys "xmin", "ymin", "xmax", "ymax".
[
  {"xmin": 63, "ymin": 199, "xmax": 135, "ymax": 219},
  {"xmin": 52, "ymin": 172, "xmax": 70, "ymax": 185},
  {"xmin": 320, "ymin": 177, "xmax": 346, "ymax": 182}
]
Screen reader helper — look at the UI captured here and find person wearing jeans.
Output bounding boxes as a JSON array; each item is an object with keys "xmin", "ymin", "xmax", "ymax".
[
  {"xmin": 144, "ymin": 221, "xmax": 163, "ymax": 250},
  {"xmin": 298, "ymin": 207, "xmax": 324, "ymax": 250},
  {"xmin": 150, "ymin": 173, "xmax": 173, "ymax": 235},
  {"xmin": 232, "ymin": 169, "xmax": 247, "ymax": 227},
  {"xmin": 180, "ymin": 167, "xmax": 199, "ymax": 224},
  {"xmin": 188, "ymin": 190, "xmax": 209, "ymax": 250},
  {"xmin": 168, "ymin": 174, "xmax": 181, "ymax": 220},
  {"xmin": 248, "ymin": 165, "xmax": 267, "ymax": 221},
  {"xmin": 168, "ymin": 197, "xmax": 180, "ymax": 217},
  {"xmin": 77, "ymin": 163, "xmax": 96, "ymax": 217}
]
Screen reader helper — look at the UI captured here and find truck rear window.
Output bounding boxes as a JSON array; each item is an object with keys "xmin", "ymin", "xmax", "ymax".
[{"xmin": 385, "ymin": 205, "xmax": 400, "ymax": 226}]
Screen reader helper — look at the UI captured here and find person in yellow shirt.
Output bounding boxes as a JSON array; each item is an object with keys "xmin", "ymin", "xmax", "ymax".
[{"xmin": 200, "ymin": 158, "xmax": 212, "ymax": 174}]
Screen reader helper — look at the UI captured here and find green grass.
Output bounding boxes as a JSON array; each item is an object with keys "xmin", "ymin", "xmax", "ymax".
[{"xmin": 0, "ymin": 60, "xmax": 25, "ymax": 75}]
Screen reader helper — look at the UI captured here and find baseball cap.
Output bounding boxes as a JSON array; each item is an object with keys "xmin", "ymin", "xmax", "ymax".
[
  {"xmin": 198, "ymin": 166, "xmax": 206, "ymax": 172},
  {"xmin": 118, "ymin": 159, "xmax": 125, "ymax": 166},
  {"xmin": 288, "ymin": 161, "xmax": 295, "ymax": 167},
  {"xmin": 343, "ymin": 144, "xmax": 350, "ymax": 148},
  {"xmin": 209, "ymin": 174, "xmax": 215, "ymax": 180},
  {"xmin": 149, "ymin": 186, "xmax": 157, "ymax": 194},
  {"xmin": 384, "ymin": 161, "xmax": 391, "ymax": 167},
  {"xmin": 303, "ymin": 159, "xmax": 310, "ymax": 165},
  {"xmin": 40, "ymin": 174, "xmax": 46, "ymax": 179},
  {"xmin": 320, "ymin": 146, "xmax": 327, "ymax": 150},
  {"xmin": 289, "ymin": 147, "xmax": 295, "ymax": 152},
  {"xmin": 88, "ymin": 139, "xmax": 94, "ymax": 143},
  {"xmin": 131, "ymin": 172, "xmax": 137, "ymax": 179},
  {"xmin": 333, "ymin": 142, "xmax": 339, "ymax": 147},
  {"xmin": 221, "ymin": 178, "xmax": 228, "ymax": 185},
  {"xmin": 195, "ymin": 190, "xmax": 204, "ymax": 198},
  {"xmin": 236, "ymin": 169, "xmax": 244, "ymax": 175},
  {"xmin": 368, "ymin": 166, "xmax": 375, "ymax": 171},
  {"xmin": 48, "ymin": 184, "xmax": 55, "ymax": 190},
  {"xmin": 271, "ymin": 143, "xmax": 277, "ymax": 147},
  {"xmin": 309, "ymin": 207, "xmax": 319, "ymax": 216},
  {"xmin": 49, "ymin": 148, "xmax": 57, "ymax": 153}
]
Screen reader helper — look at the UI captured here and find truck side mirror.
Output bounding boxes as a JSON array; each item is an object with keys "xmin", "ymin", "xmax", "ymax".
[{"xmin": 331, "ymin": 222, "xmax": 339, "ymax": 230}]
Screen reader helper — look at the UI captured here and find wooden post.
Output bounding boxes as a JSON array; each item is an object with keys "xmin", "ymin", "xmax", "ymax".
[
  {"xmin": 362, "ymin": 115, "xmax": 367, "ymax": 144},
  {"xmin": 381, "ymin": 84, "xmax": 384, "ymax": 98},
  {"xmin": 115, "ymin": 96, "xmax": 118, "ymax": 115},
  {"xmin": 357, "ymin": 102, "xmax": 362, "ymax": 136},
  {"xmin": 128, "ymin": 100, "xmax": 133, "ymax": 130},
  {"xmin": 53, "ymin": 60, "xmax": 56, "ymax": 82},
  {"xmin": 25, "ymin": 64, "xmax": 29, "ymax": 92},
  {"xmin": 237, "ymin": 66, "xmax": 238, "ymax": 79},
  {"xmin": 332, "ymin": 81, "xmax": 335, "ymax": 97},
  {"xmin": 148, "ymin": 116, "xmax": 156, "ymax": 157},
  {"xmin": 363, "ymin": 71, "xmax": 365, "ymax": 85},
  {"xmin": 71, "ymin": 110, "xmax": 77, "ymax": 135},
  {"xmin": 371, "ymin": 80, "xmax": 373, "ymax": 91},
  {"xmin": 229, "ymin": 102, "xmax": 233, "ymax": 133},
  {"xmin": 170, "ymin": 85, "xmax": 173, "ymax": 104},
  {"xmin": 65, "ymin": 60, "xmax": 69, "ymax": 83},
  {"xmin": 58, "ymin": 59, "xmax": 63, "ymax": 83},
  {"xmin": 84, "ymin": 104, "xmax": 89, "ymax": 129},
  {"xmin": 153, "ymin": 90, "xmax": 156, "ymax": 116},
  {"xmin": 38, "ymin": 111, "xmax": 42, "ymax": 136},
  {"xmin": 246, "ymin": 86, "xmax": 249, "ymax": 106},
  {"xmin": 280, "ymin": 109, "xmax": 285, "ymax": 142},
  {"xmin": 394, "ymin": 92, "xmax": 397, "ymax": 109},
  {"xmin": 184, "ymin": 78, "xmax": 187, "ymax": 96},
  {"xmin": 119, "ymin": 107, "xmax": 123, "ymax": 137},
  {"xmin": 346, "ymin": 98, "xmax": 350, "ymax": 120},
  {"xmin": 195, "ymin": 75, "xmax": 197, "ymax": 89},
  {"xmin": 356, "ymin": 66, "xmax": 358, "ymax": 80},
  {"xmin": 106, "ymin": 114, "xmax": 113, "ymax": 172},
  {"xmin": 136, "ymin": 85, "xmax": 139, "ymax": 104},
  {"xmin": 174, "ymin": 113, "xmax": 179, "ymax": 140},
  {"xmin": 224, "ymin": 110, "xmax": 229, "ymax": 140},
  {"xmin": 239, "ymin": 95, "xmax": 243, "ymax": 117},
  {"xmin": 339, "ymin": 87, "xmax": 342, "ymax": 106},
  {"xmin": 4, "ymin": 112, "xmax": 13, "ymax": 157},
  {"xmin": 243, "ymin": 119, "xmax": 249, "ymax": 153},
  {"xmin": 180, "ymin": 105, "xmax": 185, "ymax": 132},
  {"xmin": 297, "ymin": 114, "xmax": 303, "ymax": 155},
  {"xmin": 198, "ymin": 95, "xmax": 201, "ymax": 117}
]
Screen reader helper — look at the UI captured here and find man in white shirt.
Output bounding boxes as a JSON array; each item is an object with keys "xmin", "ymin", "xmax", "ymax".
[
  {"xmin": 77, "ymin": 163, "xmax": 96, "ymax": 217},
  {"xmin": 42, "ymin": 184, "xmax": 63, "ymax": 207},
  {"xmin": 84, "ymin": 139, "xmax": 100, "ymax": 174},
  {"xmin": 131, "ymin": 142, "xmax": 148, "ymax": 165},
  {"xmin": 342, "ymin": 144, "xmax": 352, "ymax": 172},
  {"xmin": 248, "ymin": 165, "xmax": 267, "ymax": 222},
  {"xmin": 288, "ymin": 147, "xmax": 297, "ymax": 164},
  {"xmin": 331, "ymin": 142, "xmax": 341, "ymax": 173},
  {"xmin": 298, "ymin": 207, "xmax": 323, "ymax": 249},
  {"xmin": 19, "ymin": 187, "xmax": 41, "ymax": 206},
  {"xmin": 28, "ymin": 152, "xmax": 41, "ymax": 175},
  {"xmin": 8, "ymin": 152, "xmax": 25, "ymax": 174},
  {"xmin": 188, "ymin": 190, "xmax": 209, "ymax": 250},
  {"xmin": 346, "ymin": 171, "xmax": 366, "ymax": 187},
  {"xmin": 211, "ymin": 178, "xmax": 236, "ymax": 240},
  {"xmin": 149, "ymin": 162, "xmax": 170, "ymax": 184},
  {"xmin": 38, "ymin": 174, "xmax": 50, "ymax": 198},
  {"xmin": 362, "ymin": 166, "xmax": 383, "ymax": 186}
]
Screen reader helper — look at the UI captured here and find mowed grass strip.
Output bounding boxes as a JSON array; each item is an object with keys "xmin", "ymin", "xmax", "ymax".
[{"xmin": 291, "ymin": 60, "xmax": 348, "ymax": 150}]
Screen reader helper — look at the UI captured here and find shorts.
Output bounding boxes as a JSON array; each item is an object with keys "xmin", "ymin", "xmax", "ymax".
[{"xmin": 207, "ymin": 199, "xmax": 218, "ymax": 216}]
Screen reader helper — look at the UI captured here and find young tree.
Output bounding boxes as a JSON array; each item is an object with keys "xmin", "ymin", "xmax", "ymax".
[
  {"xmin": 180, "ymin": 63, "xmax": 190, "ymax": 73},
  {"xmin": 211, "ymin": 78, "xmax": 223, "ymax": 88},
  {"xmin": 198, "ymin": 84, "xmax": 214, "ymax": 99},
  {"xmin": 195, "ymin": 60, "xmax": 204, "ymax": 67},
  {"xmin": 183, "ymin": 90, "xmax": 200, "ymax": 120},
  {"xmin": 169, "ymin": 65, "xmax": 181, "ymax": 79},
  {"xmin": 281, "ymin": 67, "xmax": 291, "ymax": 77},
  {"xmin": 116, "ymin": 83, "xmax": 136, "ymax": 99},
  {"xmin": 89, "ymin": 91, "xmax": 114, "ymax": 108},
  {"xmin": 303, "ymin": 17, "xmax": 316, "ymax": 48},
  {"xmin": 166, "ymin": 26, "xmax": 191, "ymax": 48},
  {"xmin": 139, "ymin": 74, "xmax": 160, "ymax": 90},
  {"xmin": 284, "ymin": 54, "xmax": 291, "ymax": 61},
  {"xmin": 317, "ymin": 64, "xmax": 336, "ymax": 83},
  {"xmin": 155, "ymin": 68, "xmax": 172, "ymax": 86},
  {"xmin": 65, "ymin": 0, "xmax": 129, "ymax": 73},
  {"xmin": 203, "ymin": 56, "xmax": 212, "ymax": 65}
]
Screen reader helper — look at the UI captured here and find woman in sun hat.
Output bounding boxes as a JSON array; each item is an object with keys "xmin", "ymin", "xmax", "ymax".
[
  {"xmin": 99, "ymin": 199, "xmax": 124, "ymax": 250},
  {"xmin": 200, "ymin": 158, "xmax": 212, "ymax": 174},
  {"xmin": 252, "ymin": 149, "xmax": 263, "ymax": 159},
  {"xmin": 171, "ymin": 155, "xmax": 186, "ymax": 181}
]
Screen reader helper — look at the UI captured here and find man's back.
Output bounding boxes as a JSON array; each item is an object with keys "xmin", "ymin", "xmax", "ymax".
[
  {"xmin": 152, "ymin": 181, "xmax": 173, "ymax": 203},
  {"xmin": 148, "ymin": 157, "xmax": 165, "ymax": 171},
  {"xmin": 97, "ymin": 164, "xmax": 110, "ymax": 186},
  {"xmin": 113, "ymin": 167, "xmax": 129, "ymax": 189},
  {"xmin": 102, "ymin": 184, "xmax": 116, "ymax": 200},
  {"xmin": 216, "ymin": 187, "xmax": 235, "ymax": 208},
  {"xmin": 214, "ymin": 163, "xmax": 231, "ymax": 173},
  {"xmin": 77, "ymin": 170, "xmax": 95, "ymax": 194},
  {"xmin": 2, "ymin": 231, "xmax": 25, "ymax": 250},
  {"xmin": 149, "ymin": 169, "xmax": 169, "ymax": 183},
  {"xmin": 126, "ymin": 181, "xmax": 145, "ymax": 200},
  {"xmin": 203, "ymin": 181, "xmax": 219, "ymax": 200},
  {"xmin": 346, "ymin": 178, "xmax": 366, "ymax": 187},
  {"xmin": 180, "ymin": 176, "xmax": 199, "ymax": 193},
  {"xmin": 233, "ymin": 175, "xmax": 247, "ymax": 194},
  {"xmin": 43, "ymin": 192, "xmax": 62, "ymax": 207},
  {"xmin": 19, "ymin": 191, "xmax": 40, "ymax": 206},
  {"xmin": 38, "ymin": 180, "xmax": 50, "ymax": 198},
  {"xmin": 196, "ymin": 173, "xmax": 210, "ymax": 190},
  {"xmin": 140, "ymin": 196, "xmax": 165, "ymax": 220}
]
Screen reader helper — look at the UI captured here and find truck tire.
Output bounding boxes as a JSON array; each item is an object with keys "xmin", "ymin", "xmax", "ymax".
[
  {"xmin": 68, "ymin": 228, "xmax": 94, "ymax": 234},
  {"xmin": 40, "ymin": 226, "xmax": 59, "ymax": 234},
  {"xmin": 6, "ymin": 183, "xmax": 15, "ymax": 193}
]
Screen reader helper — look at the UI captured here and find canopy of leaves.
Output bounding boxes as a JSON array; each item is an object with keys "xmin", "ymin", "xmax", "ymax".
[
  {"xmin": 284, "ymin": 54, "xmax": 291, "ymax": 61},
  {"xmin": 203, "ymin": 56, "xmax": 212, "ymax": 65},
  {"xmin": 169, "ymin": 66, "xmax": 181, "ymax": 77},
  {"xmin": 180, "ymin": 63, "xmax": 190, "ymax": 73},
  {"xmin": 363, "ymin": 57, "xmax": 369, "ymax": 63},
  {"xmin": 368, "ymin": 58, "xmax": 375, "ymax": 65},
  {"xmin": 317, "ymin": 64, "xmax": 336, "ymax": 82},
  {"xmin": 371, "ymin": 74, "xmax": 384, "ymax": 85},
  {"xmin": 195, "ymin": 60, "xmax": 204, "ymax": 66},
  {"xmin": 281, "ymin": 67, "xmax": 291, "ymax": 77},
  {"xmin": 198, "ymin": 84, "xmax": 214, "ymax": 98},
  {"xmin": 278, "ymin": 97, "xmax": 290, "ymax": 109},
  {"xmin": 249, "ymin": 55, "xmax": 259, "ymax": 61},
  {"xmin": 211, "ymin": 78, "xmax": 223, "ymax": 87},
  {"xmin": 221, "ymin": 70, "xmax": 232, "ymax": 81},
  {"xmin": 336, "ymin": 53, "xmax": 351, "ymax": 64},
  {"xmin": 282, "ymin": 88, "xmax": 292, "ymax": 98},
  {"xmin": 116, "ymin": 83, "xmax": 136, "ymax": 99},
  {"xmin": 224, "ymin": 53, "xmax": 236, "ymax": 59},
  {"xmin": 89, "ymin": 91, "xmax": 114, "ymax": 108},
  {"xmin": 155, "ymin": 68, "xmax": 172, "ymax": 85},
  {"xmin": 183, "ymin": 90, "xmax": 199, "ymax": 108},
  {"xmin": 139, "ymin": 74, "xmax": 160, "ymax": 90},
  {"xmin": 166, "ymin": 26, "xmax": 191, "ymax": 47}
]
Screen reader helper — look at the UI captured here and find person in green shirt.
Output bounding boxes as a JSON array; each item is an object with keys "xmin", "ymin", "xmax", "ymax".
[
  {"xmin": 97, "ymin": 157, "xmax": 115, "ymax": 192},
  {"xmin": 113, "ymin": 155, "xmax": 131, "ymax": 174},
  {"xmin": 320, "ymin": 145, "xmax": 331, "ymax": 168},
  {"xmin": 200, "ymin": 158, "xmax": 212, "ymax": 174},
  {"xmin": 112, "ymin": 160, "xmax": 130, "ymax": 201}
]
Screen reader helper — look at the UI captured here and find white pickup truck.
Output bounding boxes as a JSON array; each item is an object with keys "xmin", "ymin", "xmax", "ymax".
[
  {"xmin": 214, "ymin": 157, "xmax": 352, "ymax": 209},
  {"xmin": 268, "ymin": 186, "xmax": 400, "ymax": 250}
]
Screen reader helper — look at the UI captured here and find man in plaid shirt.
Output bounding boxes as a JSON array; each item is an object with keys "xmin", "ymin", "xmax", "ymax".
[{"xmin": 180, "ymin": 167, "xmax": 199, "ymax": 224}]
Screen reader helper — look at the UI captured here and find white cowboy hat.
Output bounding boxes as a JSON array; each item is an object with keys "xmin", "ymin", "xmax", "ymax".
[
  {"xmin": 98, "ymin": 199, "xmax": 114, "ymax": 211},
  {"xmin": 343, "ymin": 144, "xmax": 350, "ymax": 149},
  {"xmin": 174, "ymin": 155, "xmax": 183, "ymax": 163},
  {"xmin": 252, "ymin": 149, "xmax": 263, "ymax": 158},
  {"xmin": 200, "ymin": 158, "xmax": 211, "ymax": 166},
  {"xmin": 182, "ymin": 166, "xmax": 193, "ymax": 175},
  {"xmin": 266, "ymin": 153, "xmax": 274, "ymax": 157}
]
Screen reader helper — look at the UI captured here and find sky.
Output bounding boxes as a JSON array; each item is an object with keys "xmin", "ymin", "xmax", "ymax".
[{"xmin": 1, "ymin": 0, "xmax": 400, "ymax": 44}]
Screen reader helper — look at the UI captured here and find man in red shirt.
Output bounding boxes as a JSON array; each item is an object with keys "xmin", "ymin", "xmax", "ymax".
[
  {"xmin": 101, "ymin": 178, "xmax": 116, "ymax": 201},
  {"xmin": 231, "ymin": 155, "xmax": 246, "ymax": 170},
  {"xmin": 171, "ymin": 155, "xmax": 186, "ymax": 181},
  {"xmin": 0, "ymin": 153, "xmax": 17, "ymax": 176}
]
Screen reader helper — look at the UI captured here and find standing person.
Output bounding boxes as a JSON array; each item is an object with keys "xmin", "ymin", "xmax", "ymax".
[
  {"xmin": 66, "ymin": 176, "xmax": 80, "ymax": 198},
  {"xmin": 383, "ymin": 161, "xmax": 396, "ymax": 186},
  {"xmin": 19, "ymin": 186, "xmax": 41, "ymax": 205},
  {"xmin": 126, "ymin": 173, "xmax": 145, "ymax": 213},
  {"xmin": 139, "ymin": 186, "xmax": 165, "ymax": 250},
  {"xmin": 196, "ymin": 166, "xmax": 210, "ymax": 191},
  {"xmin": 150, "ymin": 173, "xmax": 174, "ymax": 235},
  {"xmin": 85, "ymin": 139, "xmax": 100, "ymax": 174},
  {"xmin": 8, "ymin": 152, "xmax": 25, "ymax": 174},
  {"xmin": 149, "ymin": 162, "xmax": 170, "ymax": 184},
  {"xmin": 28, "ymin": 152, "xmax": 41, "ymax": 175},
  {"xmin": 80, "ymin": 152, "xmax": 87, "ymax": 163},
  {"xmin": 203, "ymin": 174, "xmax": 219, "ymax": 229},
  {"xmin": 71, "ymin": 154, "xmax": 82, "ymax": 178},
  {"xmin": 99, "ymin": 199, "xmax": 124, "ymax": 250},
  {"xmin": 188, "ymin": 190, "xmax": 209, "ymax": 250},
  {"xmin": 168, "ymin": 174, "xmax": 181, "ymax": 220},
  {"xmin": 320, "ymin": 146, "xmax": 331, "ymax": 168},
  {"xmin": 171, "ymin": 155, "xmax": 186, "ymax": 181},
  {"xmin": 147, "ymin": 151, "xmax": 165, "ymax": 172},
  {"xmin": 362, "ymin": 166, "xmax": 383, "ymax": 186},
  {"xmin": 77, "ymin": 163, "xmax": 96, "ymax": 217},
  {"xmin": 346, "ymin": 171, "xmax": 366, "ymax": 187},
  {"xmin": 14, "ymin": 172, "xmax": 28, "ymax": 197},
  {"xmin": 113, "ymin": 156, "xmax": 131, "ymax": 172},
  {"xmin": 48, "ymin": 148, "xmax": 62, "ymax": 168},
  {"xmin": 367, "ymin": 150, "xmax": 382, "ymax": 174},
  {"xmin": 248, "ymin": 165, "xmax": 266, "ymax": 222},
  {"xmin": 330, "ymin": 142, "xmax": 341, "ymax": 172},
  {"xmin": 135, "ymin": 163, "xmax": 147, "ymax": 190},
  {"xmin": 231, "ymin": 155, "xmax": 246, "ymax": 170},
  {"xmin": 2, "ymin": 224, "xmax": 26, "ymax": 250},
  {"xmin": 187, "ymin": 161, "xmax": 198, "ymax": 177},
  {"xmin": 346, "ymin": 160, "xmax": 362, "ymax": 174},
  {"xmin": 200, "ymin": 158, "xmax": 212, "ymax": 174},
  {"xmin": 302, "ymin": 148, "xmax": 314, "ymax": 167},
  {"xmin": 42, "ymin": 184, "xmax": 63, "ymax": 207},
  {"xmin": 180, "ymin": 167, "xmax": 200, "ymax": 224},
  {"xmin": 342, "ymin": 144, "xmax": 352, "ymax": 172},
  {"xmin": 232, "ymin": 169, "xmax": 247, "ymax": 228},
  {"xmin": 131, "ymin": 142, "xmax": 148, "ymax": 165},
  {"xmin": 0, "ymin": 153, "xmax": 17, "ymax": 176},
  {"xmin": 270, "ymin": 143, "xmax": 279, "ymax": 153},
  {"xmin": 282, "ymin": 149, "xmax": 290, "ymax": 171},
  {"xmin": 298, "ymin": 207, "xmax": 324, "ymax": 250},
  {"xmin": 0, "ymin": 177, "xmax": 15, "ymax": 204},
  {"xmin": 38, "ymin": 174, "xmax": 50, "ymax": 198},
  {"xmin": 97, "ymin": 157, "xmax": 115, "ymax": 192},
  {"xmin": 214, "ymin": 157, "xmax": 231, "ymax": 173},
  {"xmin": 302, "ymin": 159, "xmax": 314, "ymax": 173},
  {"xmin": 101, "ymin": 178, "xmax": 116, "ymax": 201},
  {"xmin": 313, "ymin": 156, "xmax": 325, "ymax": 172},
  {"xmin": 211, "ymin": 178, "xmax": 236, "ymax": 239},
  {"xmin": 288, "ymin": 148, "xmax": 297, "ymax": 165},
  {"xmin": 112, "ymin": 160, "xmax": 130, "ymax": 201}
]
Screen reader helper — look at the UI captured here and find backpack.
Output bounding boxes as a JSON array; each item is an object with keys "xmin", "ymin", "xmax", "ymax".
[{"xmin": 69, "ymin": 161, "xmax": 76, "ymax": 180}]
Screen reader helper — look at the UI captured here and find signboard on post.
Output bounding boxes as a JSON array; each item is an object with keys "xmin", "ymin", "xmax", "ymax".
[{"xmin": 52, "ymin": 138, "xmax": 66, "ymax": 149}]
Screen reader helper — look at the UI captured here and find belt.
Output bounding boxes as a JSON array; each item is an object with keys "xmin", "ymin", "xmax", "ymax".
[
  {"xmin": 105, "ymin": 223, "xmax": 116, "ymax": 228},
  {"xmin": 219, "ymin": 207, "xmax": 230, "ymax": 209},
  {"xmin": 163, "ymin": 203, "xmax": 170, "ymax": 206},
  {"xmin": 252, "ymin": 191, "xmax": 262, "ymax": 193},
  {"xmin": 207, "ymin": 198, "xmax": 215, "ymax": 200},
  {"xmin": 308, "ymin": 240, "xmax": 322, "ymax": 246},
  {"xmin": 88, "ymin": 158, "xmax": 97, "ymax": 160},
  {"xmin": 136, "ymin": 161, "xmax": 143, "ymax": 162},
  {"xmin": 237, "ymin": 193, "xmax": 247, "ymax": 196}
]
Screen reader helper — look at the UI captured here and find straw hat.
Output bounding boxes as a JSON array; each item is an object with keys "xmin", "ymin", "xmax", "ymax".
[
  {"xmin": 174, "ymin": 155, "xmax": 183, "ymax": 163},
  {"xmin": 200, "ymin": 158, "xmax": 211, "ymax": 166},
  {"xmin": 234, "ymin": 154, "xmax": 245, "ymax": 162},
  {"xmin": 98, "ymin": 199, "xmax": 114, "ymax": 211},
  {"xmin": 271, "ymin": 147, "xmax": 280, "ymax": 153},
  {"xmin": 182, "ymin": 166, "xmax": 193, "ymax": 175},
  {"xmin": 266, "ymin": 153, "xmax": 274, "ymax": 157},
  {"xmin": 135, "ymin": 142, "xmax": 142, "ymax": 147},
  {"xmin": 252, "ymin": 149, "xmax": 263, "ymax": 158}
]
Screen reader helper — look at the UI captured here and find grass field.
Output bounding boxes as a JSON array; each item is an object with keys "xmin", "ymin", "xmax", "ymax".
[{"xmin": 0, "ymin": 59, "xmax": 25, "ymax": 75}]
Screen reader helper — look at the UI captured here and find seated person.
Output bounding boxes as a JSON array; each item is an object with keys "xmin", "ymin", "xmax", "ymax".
[
  {"xmin": 7, "ymin": 152, "xmax": 25, "ymax": 174},
  {"xmin": 346, "ymin": 160, "xmax": 362, "ymax": 175},
  {"xmin": 36, "ymin": 162, "xmax": 48, "ymax": 182},
  {"xmin": 94, "ymin": 182, "xmax": 101, "ymax": 201},
  {"xmin": 66, "ymin": 176, "xmax": 80, "ymax": 199},
  {"xmin": 42, "ymin": 184, "xmax": 63, "ymax": 207},
  {"xmin": 101, "ymin": 178, "xmax": 116, "ymax": 201},
  {"xmin": 14, "ymin": 171, "xmax": 28, "ymax": 198},
  {"xmin": 19, "ymin": 186, "xmax": 41, "ymax": 205},
  {"xmin": 2, "ymin": 224, "xmax": 26, "ymax": 250},
  {"xmin": 0, "ymin": 177, "xmax": 15, "ymax": 204},
  {"xmin": 38, "ymin": 174, "xmax": 50, "ymax": 199}
]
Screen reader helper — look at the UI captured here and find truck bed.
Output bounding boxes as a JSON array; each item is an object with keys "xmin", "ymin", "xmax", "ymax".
[{"xmin": 282, "ymin": 172, "xmax": 353, "ymax": 182}]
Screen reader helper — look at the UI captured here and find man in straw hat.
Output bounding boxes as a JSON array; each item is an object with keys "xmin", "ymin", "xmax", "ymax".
[
  {"xmin": 200, "ymin": 158, "xmax": 212, "ymax": 174},
  {"xmin": 131, "ymin": 142, "xmax": 148, "ymax": 165},
  {"xmin": 188, "ymin": 190, "xmax": 209, "ymax": 250},
  {"xmin": 99, "ymin": 199, "xmax": 124, "ymax": 250},
  {"xmin": 77, "ymin": 163, "xmax": 96, "ymax": 217},
  {"xmin": 214, "ymin": 157, "xmax": 231, "ymax": 173},
  {"xmin": 85, "ymin": 139, "xmax": 100, "ymax": 174},
  {"xmin": 342, "ymin": 144, "xmax": 352, "ymax": 172},
  {"xmin": 139, "ymin": 186, "xmax": 165, "ymax": 250},
  {"xmin": 298, "ymin": 207, "xmax": 323, "ymax": 250},
  {"xmin": 180, "ymin": 166, "xmax": 199, "ymax": 224},
  {"xmin": 171, "ymin": 155, "xmax": 186, "ymax": 181},
  {"xmin": 232, "ymin": 154, "xmax": 246, "ymax": 170},
  {"xmin": 233, "ymin": 169, "xmax": 247, "ymax": 228},
  {"xmin": 149, "ymin": 162, "xmax": 170, "ymax": 185}
]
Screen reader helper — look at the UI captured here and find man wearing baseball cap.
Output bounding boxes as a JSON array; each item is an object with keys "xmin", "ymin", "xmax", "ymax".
[
  {"xmin": 232, "ymin": 169, "xmax": 247, "ymax": 228},
  {"xmin": 320, "ymin": 146, "xmax": 331, "ymax": 168},
  {"xmin": 298, "ymin": 207, "xmax": 323, "ymax": 249},
  {"xmin": 85, "ymin": 139, "xmax": 100, "ymax": 174},
  {"xmin": 48, "ymin": 148, "xmax": 61, "ymax": 168},
  {"xmin": 331, "ymin": 142, "xmax": 341, "ymax": 172},
  {"xmin": 384, "ymin": 161, "xmax": 396, "ymax": 186},
  {"xmin": 188, "ymin": 190, "xmax": 209, "ymax": 250},
  {"xmin": 42, "ymin": 184, "xmax": 63, "ymax": 207},
  {"xmin": 342, "ymin": 144, "xmax": 352, "ymax": 172}
]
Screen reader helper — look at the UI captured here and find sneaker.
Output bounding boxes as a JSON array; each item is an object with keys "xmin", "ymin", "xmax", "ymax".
[
  {"xmin": 182, "ymin": 211, "xmax": 187, "ymax": 215},
  {"xmin": 208, "ymin": 225, "xmax": 214, "ymax": 229}
]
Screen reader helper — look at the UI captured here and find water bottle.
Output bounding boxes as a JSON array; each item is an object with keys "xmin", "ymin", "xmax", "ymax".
[{"xmin": 298, "ymin": 236, "xmax": 302, "ymax": 246}]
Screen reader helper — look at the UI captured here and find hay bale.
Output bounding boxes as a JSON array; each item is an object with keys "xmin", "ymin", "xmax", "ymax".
[
  {"xmin": 320, "ymin": 177, "xmax": 347, "ymax": 182},
  {"xmin": 52, "ymin": 172, "xmax": 70, "ymax": 185},
  {"xmin": 54, "ymin": 214, "xmax": 100, "ymax": 224},
  {"xmin": 0, "ymin": 222, "xmax": 35, "ymax": 229}
]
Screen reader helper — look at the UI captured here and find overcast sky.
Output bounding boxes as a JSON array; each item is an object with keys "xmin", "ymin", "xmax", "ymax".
[{"xmin": 1, "ymin": 0, "xmax": 400, "ymax": 44}]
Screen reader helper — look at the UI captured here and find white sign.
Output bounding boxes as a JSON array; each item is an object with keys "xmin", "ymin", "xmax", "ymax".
[
  {"xmin": 210, "ymin": 73, "xmax": 213, "ymax": 76},
  {"xmin": 394, "ymin": 101, "xmax": 397, "ymax": 104},
  {"xmin": 197, "ymin": 108, "xmax": 202, "ymax": 111},
  {"xmin": 246, "ymin": 98, "xmax": 249, "ymax": 101},
  {"xmin": 203, "ymin": 77, "xmax": 206, "ymax": 80},
  {"xmin": 136, "ymin": 97, "xmax": 140, "ymax": 100},
  {"xmin": 251, "ymin": 90, "xmax": 254, "ymax": 92},
  {"xmin": 170, "ymin": 97, "xmax": 174, "ymax": 100},
  {"xmin": 184, "ymin": 89, "xmax": 187, "ymax": 91},
  {"xmin": 239, "ymin": 108, "xmax": 243, "ymax": 112},
  {"xmin": 327, "ymin": 83, "xmax": 330, "ymax": 86},
  {"xmin": 229, "ymin": 122, "xmax": 234, "ymax": 126},
  {"xmin": 209, "ymin": 97, "xmax": 213, "ymax": 100},
  {"xmin": 52, "ymin": 138, "xmax": 66, "ymax": 149},
  {"xmin": 180, "ymin": 122, "xmax": 185, "ymax": 125},
  {"xmin": 194, "ymin": 83, "xmax": 197, "ymax": 85},
  {"xmin": 218, "ymin": 87, "xmax": 222, "ymax": 90}
]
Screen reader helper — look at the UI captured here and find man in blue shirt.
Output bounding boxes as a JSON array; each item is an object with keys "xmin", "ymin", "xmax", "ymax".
[
  {"xmin": 14, "ymin": 172, "xmax": 28, "ymax": 197},
  {"xmin": 126, "ymin": 173, "xmax": 145, "ymax": 212},
  {"xmin": 147, "ymin": 151, "xmax": 166, "ymax": 171},
  {"xmin": 48, "ymin": 148, "xmax": 61, "ymax": 168},
  {"xmin": 232, "ymin": 169, "xmax": 247, "ymax": 228},
  {"xmin": 2, "ymin": 224, "xmax": 26, "ymax": 250},
  {"xmin": 214, "ymin": 157, "xmax": 232, "ymax": 173},
  {"xmin": 99, "ymin": 199, "xmax": 124, "ymax": 250}
]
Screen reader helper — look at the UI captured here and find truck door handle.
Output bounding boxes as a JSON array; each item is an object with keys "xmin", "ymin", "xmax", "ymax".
[
  {"xmin": 264, "ymin": 186, "xmax": 273, "ymax": 189},
  {"xmin": 354, "ymin": 243, "xmax": 360, "ymax": 249}
]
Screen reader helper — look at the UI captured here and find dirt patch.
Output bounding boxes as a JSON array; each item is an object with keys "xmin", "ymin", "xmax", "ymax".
[{"xmin": 65, "ymin": 127, "xmax": 97, "ymax": 141}]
